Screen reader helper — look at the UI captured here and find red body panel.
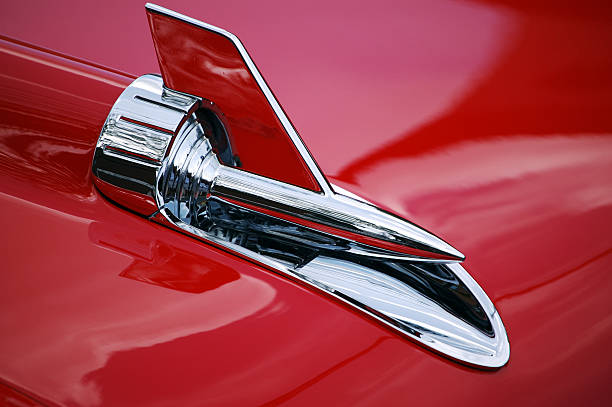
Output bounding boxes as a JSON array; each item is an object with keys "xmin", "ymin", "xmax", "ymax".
[{"xmin": 1, "ymin": 1, "xmax": 612, "ymax": 405}]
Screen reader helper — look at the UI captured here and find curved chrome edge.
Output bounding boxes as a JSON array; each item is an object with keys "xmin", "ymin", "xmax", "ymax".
[
  {"xmin": 156, "ymin": 209, "xmax": 509, "ymax": 368},
  {"xmin": 445, "ymin": 263, "xmax": 510, "ymax": 368},
  {"xmin": 145, "ymin": 3, "xmax": 332, "ymax": 195}
]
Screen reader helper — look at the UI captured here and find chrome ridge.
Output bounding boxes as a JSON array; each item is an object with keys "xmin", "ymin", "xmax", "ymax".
[{"xmin": 91, "ymin": 6, "xmax": 510, "ymax": 369}]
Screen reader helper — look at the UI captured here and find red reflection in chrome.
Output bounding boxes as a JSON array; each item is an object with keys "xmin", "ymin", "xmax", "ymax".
[{"xmin": 146, "ymin": 10, "xmax": 320, "ymax": 191}]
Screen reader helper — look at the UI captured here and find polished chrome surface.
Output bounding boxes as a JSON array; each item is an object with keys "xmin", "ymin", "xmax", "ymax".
[
  {"xmin": 92, "ymin": 74, "xmax": 199, "ymax": 200},
  {"xmin": 92, "ymin": 72, "xmax": 509, "ymax": 367},
  {"xmin": 98, "ymin": 74, "xmax": 199, "ymax": 163},
  {"xmin": 298, "ymin": 259, "xmax": 508, "ymax": 367}
]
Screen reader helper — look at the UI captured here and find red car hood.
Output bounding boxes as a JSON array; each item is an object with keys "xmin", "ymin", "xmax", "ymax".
[{"xmin": 1, "ymin": 0, "xmax": 611, "ymax": 405}]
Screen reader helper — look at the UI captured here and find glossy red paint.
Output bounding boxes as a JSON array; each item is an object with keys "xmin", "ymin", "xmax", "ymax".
[
  {"xmin": 0, "ymin": 1, "xmax": 612, "ymax": 406},
  {"xmin": 0, "ymin": 382, "xmax": 43, "ymax": 407},
  {"xmin": 147, "ymin": 8, "xmax": 321, "ymax": 191}
]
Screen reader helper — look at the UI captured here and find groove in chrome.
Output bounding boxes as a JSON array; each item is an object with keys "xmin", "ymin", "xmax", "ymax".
[{"xmin": 91, "ymin": 20, "xmax": 510, "ymax": 366}]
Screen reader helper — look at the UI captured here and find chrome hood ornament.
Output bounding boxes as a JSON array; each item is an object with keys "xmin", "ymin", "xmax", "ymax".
[{"xmin": 91, "ymin": 3, "xmax": 509, "ymax": 368}]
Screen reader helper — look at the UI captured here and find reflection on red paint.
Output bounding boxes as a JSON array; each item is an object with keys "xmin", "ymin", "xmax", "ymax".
[{"xmin": 90, "ymin": 221, "xmax": 240, "ymax": 294}]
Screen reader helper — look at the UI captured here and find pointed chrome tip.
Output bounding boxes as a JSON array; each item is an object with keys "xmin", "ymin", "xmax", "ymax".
[
  {"xmin": 407, "ymin": 224, "xmax": 465, "ymax": 262},
  {"xmin": 435, "ymin": 241, "xmax": 465, "ymax": 262}
]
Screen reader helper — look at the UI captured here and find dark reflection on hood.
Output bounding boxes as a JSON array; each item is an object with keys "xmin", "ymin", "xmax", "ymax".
[{"xmin": 89, "ymin": 221, "xmax": 240, "ymax": 294}]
